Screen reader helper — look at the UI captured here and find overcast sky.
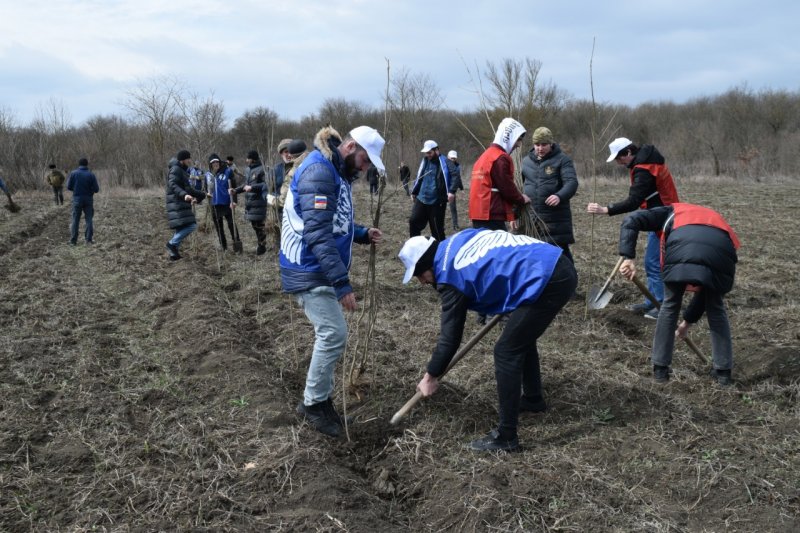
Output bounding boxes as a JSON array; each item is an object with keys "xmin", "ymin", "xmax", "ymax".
[{"xmin": 3, "ymin": 0, "xmax": 799, "ymax": 127}]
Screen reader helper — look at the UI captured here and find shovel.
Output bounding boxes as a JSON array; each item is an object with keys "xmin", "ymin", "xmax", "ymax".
[
  {"xmin": 629, "ymin": 275, "xmax": 709, "ymax": 365},
  {"xmin": 390, "ymin": 314, "xmax": 504, "ymax": 425},
  {"xmin": 231, "ymin": 206, "xmax": 243, "ymax": 253},
  {"xmin": 588, "ymin": 256, "xmax": 624, "ymax": 310}
]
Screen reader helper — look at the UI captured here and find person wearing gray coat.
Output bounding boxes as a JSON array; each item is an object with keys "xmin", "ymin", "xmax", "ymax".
[{"xmin": 233, "ymin": 149, "xmax": 268, "ymax": 255}]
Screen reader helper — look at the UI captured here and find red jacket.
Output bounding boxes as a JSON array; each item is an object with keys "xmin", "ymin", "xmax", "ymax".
[{"xmin": 468, "ymin": 144, "xmax": 525, "ymax": 222}]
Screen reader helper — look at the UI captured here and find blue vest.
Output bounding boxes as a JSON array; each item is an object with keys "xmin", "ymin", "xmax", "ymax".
[
  {"xmin": 434, "ymin": 229, "xmax": 562, "ymax": 314},
  {"xmin": 210, "ymin": 168, "xmax": 233, "ymax": 205}
]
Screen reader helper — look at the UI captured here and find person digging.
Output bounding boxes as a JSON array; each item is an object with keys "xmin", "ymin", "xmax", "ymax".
[
  {"xmin": 398, "ymin": 229, "xmax": 576, "ymax": 452},
  {"xmin": 617, "ymin": 203, "xmax": 740, "ymax": 385}
]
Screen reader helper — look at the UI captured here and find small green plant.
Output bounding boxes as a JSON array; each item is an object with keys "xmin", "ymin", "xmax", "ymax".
[
  {"xmin": 230, "ymin": 396, "xmax": 249, "ymax": 408},
  {"xmin": 592, "ymin": 408, "xmax": 615, "ymax": 424},
  {"xmin": 741, "ymin": 394, "xmax": 753, "ymax": 405},
  {"xmin": 701, "ymin": 449, "xmax": 719, "ymax": 461}
]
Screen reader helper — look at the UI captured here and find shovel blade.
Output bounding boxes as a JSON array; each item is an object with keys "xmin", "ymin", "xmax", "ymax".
[{"xmin": 588, "ymin": 286, "xmax": 613, "ymax": 310}]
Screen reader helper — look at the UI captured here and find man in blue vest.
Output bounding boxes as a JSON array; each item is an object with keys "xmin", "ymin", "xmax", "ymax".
[
  {"xmin": 399, "ymin": 229, "xmax": 577, "ymax": 452},
  {"xmin": 280, "ymin": 125, "xmax": 385, "ymax": 438}
]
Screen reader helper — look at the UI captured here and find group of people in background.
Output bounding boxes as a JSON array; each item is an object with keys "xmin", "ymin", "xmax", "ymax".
[{"xmin": 164, "ymin": 140, "xmax": 308, "ymax": 260}]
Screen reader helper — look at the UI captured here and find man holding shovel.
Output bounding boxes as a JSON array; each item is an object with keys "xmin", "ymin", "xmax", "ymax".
[
  {"xmin": 398, "ymin": 229, "xmax": 576, "ymax": 452},
  {"xmin": 587, "ymin": 138, "xmax": 680, "ymax": 320},
  {"xmin": 617, "ymin": 203, "xmax": 740, "ymax": 385}
]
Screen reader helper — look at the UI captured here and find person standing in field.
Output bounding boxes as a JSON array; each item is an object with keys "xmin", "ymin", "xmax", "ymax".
[
  {"xmin": 280, "ymin": 125, "xmax": 385, "ymax": 438},
  {"xmin": 399, "ymin": 161, "xmax": 411, "ymax": 196},
  {"xmin": 468, "ymin": 117, "xmax": 530, "ymax": 231},
  {"xmin": 446, "ymin": 150, "xmax": 463, "ymax": 231},
  {"xmin": 45, "ymin": 163, "xmax": 66, "ymax": 206},
  {"xmin": 409, "ymin": 140, "xmax": 457, "ymax": 241},
  {"xmin": 587, "ymin": 138, "xmax": 680, "ymax": 320},
  {"xmin": 521, "ymin": 127, "xmax": 579, "ymax": 263},
  {"xmin": 206, "ymin": 154, "xmax": 237, "ymax": 251},
  {"xmin": 233, "ymin": 150, "xmax": 268, "ymax": 255},
  {"xmin": 617, "ymin": 203, "xmax": 740, "ymax": 385},
  {"xmin": 67, "ymin": 158, "xmax": 100, "ymax": 245},
  {"xmin": 165, "ymin": 150, "xmax": 206, "ymax": 260},
  {"xmin": 278, "ymin": 139, "xmax": 308, "ymax": 209}
]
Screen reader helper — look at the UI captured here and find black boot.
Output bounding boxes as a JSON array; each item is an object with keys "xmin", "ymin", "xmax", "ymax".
[
  {"xmin": 166, "ymin": 242, "xmax": 181, "ymax": 260},
  {"xmin": 296, "ymin": 401, "xmax": 340, "ymax": 437},
  {"xmin": 256, "ymin": 244, "xmax": 267, "ymax": 255},
  {"xmin": 323, "ymin": 398, "xmax": 354, "ymax": 426},
  {"xmin": 469, "ymin": 429, "xmax": 520, "ymax": 452}
]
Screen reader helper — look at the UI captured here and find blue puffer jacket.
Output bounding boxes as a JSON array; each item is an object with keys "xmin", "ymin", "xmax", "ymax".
[{"xmin": 279, "ymin": 126, "xmax": 370, "ymax": 299}]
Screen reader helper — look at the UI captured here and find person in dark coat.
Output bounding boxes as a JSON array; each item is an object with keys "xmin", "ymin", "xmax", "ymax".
[
  {"xmin": 399, "ymin": 162, "xmax": 411, "ymax": 196},
  {"xmin": 66, "ymin": 158, "xmax": 100, "ymax": 245},
  {"xmin": 446, "ymin": 150, "xmax": 464, "ymax": 231},
  {"xmin": 165, "ymin": 150, "xmax": 206, "ymax": 260},
  {"xmin": 618, "ymin": 203, "xmax": 740, "ymax": 385},
  {"xmin": 367, "ymin": 163, "xmax": 379, "ymax": 195},
  {"xmin": 233, "ymin": 150, "xmax": 268, "ymax": 255},
  {"xmin": 521, "ymin": 127, "xmax": 578, "ymax": 263}
]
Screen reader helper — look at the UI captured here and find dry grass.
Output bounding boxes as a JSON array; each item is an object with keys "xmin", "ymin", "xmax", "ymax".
[{"xmin": 1, "ymin": 180, "xmax": 798, "ymax": 531}]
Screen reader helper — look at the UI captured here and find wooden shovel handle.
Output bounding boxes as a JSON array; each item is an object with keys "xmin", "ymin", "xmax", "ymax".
[
  {"xmin": 390, "ymin": 314, "xmax": 504, "ymax": 425},
  {"xmin": 630, "ymin": 275, "xmax": 709, "ymax": 365}
]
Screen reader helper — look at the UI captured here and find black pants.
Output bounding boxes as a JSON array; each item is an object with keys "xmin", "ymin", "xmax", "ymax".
[
  {"xmin": 251, "ymin": 220, "xmax": 266, "ymax": 247},
  {"xmin": 494, "ymin": 255, "xmax": 577, "ymax": 440},
  {"xmin": 212, "ymin": 205, "xmax": 235, "ymax": 249},
  {"xmin": 52, "ymin": 186, "xmax": 64, "ymax": 205},
  {"xmin": 409, "ymin": 199, "xmax": 447, "ymax": 241}
]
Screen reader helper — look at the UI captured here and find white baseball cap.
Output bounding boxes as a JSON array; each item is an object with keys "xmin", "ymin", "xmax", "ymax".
[
  {"xmin": 606, "ymin": 137, "xmax": 633, "ymax": 162},
  {"xmin": 349, "ymin": 126, "xmax": 386, "ymax": 171},
  {"xmin": 398, "ymin": 236, "xmax": 436, "ymax": 284},
  {"xmin": 420, "ymin": 140, "xmax": 438, "ymax": 153},
  {"xmin": 447, "ymin": 150, "xmax": 458, "ymax": 159}
]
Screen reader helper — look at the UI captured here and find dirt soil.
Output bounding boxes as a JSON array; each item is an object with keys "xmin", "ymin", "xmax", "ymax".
[{"xmin": 1, "ymin": 180, "xmax": 798, "ymax": 532}]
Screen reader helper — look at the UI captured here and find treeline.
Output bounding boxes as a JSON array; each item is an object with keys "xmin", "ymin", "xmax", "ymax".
[{"xmin": 2, "ymin": 58, "xmax": 798, "ymax": 190}]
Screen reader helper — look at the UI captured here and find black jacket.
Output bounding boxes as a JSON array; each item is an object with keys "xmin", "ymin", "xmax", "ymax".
[
  {"xmin": 522, "ymin": 144, "xmax": 578, "ymax": 245},
  {"xmin": 619, "ymin": 206, "xmax": 738, "ymax": 294},
  {"xmin": 608, "ymin": 144, "xmax": 669, "ymax": 216},
  {"xmin": 235, "ymin": 161, "xmax": 267, "ymax": 221},
  {"xmin": 166, "ymin": 158, "xmax": 205, "ymax": 229}
]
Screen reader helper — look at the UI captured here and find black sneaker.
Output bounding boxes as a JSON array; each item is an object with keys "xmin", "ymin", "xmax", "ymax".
[
  {"xmin": 519, "ymin": 395, "xmax": 548, "ymax": 413},
  {"xmin": 653, "ymin": 365, "xmax": 671, "ymax": 383},
  {"xmin": 69, "ymin": 240, "xmax": 77, "ymax": 246},
  {"xmin": 166, "ymin": 242, "xmax": 181, "ymax": 260},
  {"xmin": 710, "ymin": 368, "xmax": 732, "ymax": 386},
  {"xmin": 256, "ymin": 244, "xmax": 267, "ymax": 255},
  {"xmin": 296, "ymin": 401, "xmax": 340, "ymax": 437},
  {"xmin": 469, "ymin": 429, "xmax": 520, "ymax": 452}
]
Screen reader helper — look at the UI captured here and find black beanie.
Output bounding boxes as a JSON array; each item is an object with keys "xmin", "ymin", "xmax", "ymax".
[
  {"xmin": 176, "ymin": 149, "xmax": 191, "ymax": 161},
  {"xmin": 246, "ymin": 150, "xmax": 259, "ymax": 161},
  {"xmin": 78, "ymin": 158, "xmax": 89, "ymax": 166},
  {"xmin": 287, "ymin": 139, "xmax": 307, "ymax": 156}
]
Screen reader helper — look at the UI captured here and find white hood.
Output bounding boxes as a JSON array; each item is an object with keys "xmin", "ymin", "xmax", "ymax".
[{"xmin": 493, "ymin": 118, "xmax": 526, "ymax": 153}]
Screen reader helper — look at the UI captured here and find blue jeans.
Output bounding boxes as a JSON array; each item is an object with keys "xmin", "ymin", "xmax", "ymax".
[
  {"xmin": 71, "ymin": 196, "xmax": 94, "ymax": 243},
  {"xmin": 296, "ymin": 286, "xmax": 348, "ymax": 406},
  {"xmin": 169, "ymin": 223, "xmax": 197, "ymax": 248},
  {"xmin": 644, "ymin": 231, "xmax": 664, "ymax": 305}
]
